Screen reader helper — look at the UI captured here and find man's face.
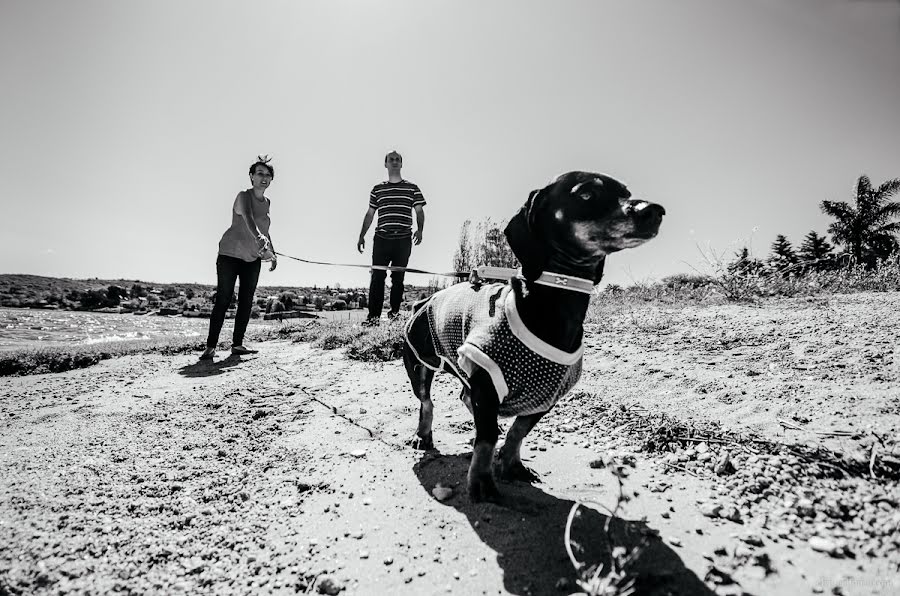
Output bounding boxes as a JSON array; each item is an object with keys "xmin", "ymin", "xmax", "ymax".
[{"xmin": 385, "ymin": 153, "xmax": 402, "ymax": 171}]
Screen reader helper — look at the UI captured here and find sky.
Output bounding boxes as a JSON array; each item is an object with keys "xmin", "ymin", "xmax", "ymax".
[{"xmin": 1, "ymin": 0, "xmax": 899, "ymax": 290}]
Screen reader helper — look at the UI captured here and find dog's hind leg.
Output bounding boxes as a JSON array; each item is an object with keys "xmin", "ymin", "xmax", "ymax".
[
  {"xmin": 467, "ymin": 368, "xmax": 501, "ymax": 502},
  {"xmin": 497, "ymin": 412, "xmax": 545, "ymax": 483},
  {"xmin": 403, "ymin": 345, "xmax": 435, "ymax": 450},
  {"xmin": 459, "ymin": 387, "xmax": 473, "ymax": 415}
]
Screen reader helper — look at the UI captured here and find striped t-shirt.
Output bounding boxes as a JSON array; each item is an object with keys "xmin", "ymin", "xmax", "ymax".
[{"xmin": 369, "ymin": 180, "xmax": 426, "ymax": 239}]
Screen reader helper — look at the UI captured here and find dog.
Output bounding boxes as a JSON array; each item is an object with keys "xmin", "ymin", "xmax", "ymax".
[{"xmin": 402, "ymin": 171, "xmax": 665, "ymax": 501}]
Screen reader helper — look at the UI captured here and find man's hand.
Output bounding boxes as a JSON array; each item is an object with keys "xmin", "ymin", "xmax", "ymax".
[
  {"xmin": 413, "ymin": 230, "xmax": 423, "ymax": 245},
  {"xmin": 269, "ymin": 257, "xmax": 277, "ymax": 272},
  {"xmin": 357, "ymin": 236, "xmax": 366, "ymax": 253}
]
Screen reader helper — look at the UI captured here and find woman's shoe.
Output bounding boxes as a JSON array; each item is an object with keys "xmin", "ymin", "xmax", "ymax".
[
  {"xmin": 199, "ymin": 347, "xmax": 216, "ymax": 361},
  {"xmin": 231, "ymin": 345, "xmax": 258, "ymax": 355}
]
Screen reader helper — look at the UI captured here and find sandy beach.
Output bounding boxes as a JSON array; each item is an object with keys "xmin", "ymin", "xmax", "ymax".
[{"xmin": 2, "ymin": 291, "xmax": 899, "ymax": 595}]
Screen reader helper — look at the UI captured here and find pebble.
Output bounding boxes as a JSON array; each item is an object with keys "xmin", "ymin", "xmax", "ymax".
[{"xmin": 432, "ymin": 485, "xmax": 453, "ymax": 502}]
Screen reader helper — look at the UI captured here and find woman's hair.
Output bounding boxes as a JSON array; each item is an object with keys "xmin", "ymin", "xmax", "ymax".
[{"xmin": 249, "ymin": 155, "xmax": 275, "ymax": 179}]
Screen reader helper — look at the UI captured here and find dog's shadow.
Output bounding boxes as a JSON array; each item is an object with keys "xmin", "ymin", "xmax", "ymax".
[
  {"xmin": 413, "ymin": 452, "xmax": 715, "ymax": 596},
  {"xmin": 177, "ymin": 354, "xmax": 244, "ymax": 377}
]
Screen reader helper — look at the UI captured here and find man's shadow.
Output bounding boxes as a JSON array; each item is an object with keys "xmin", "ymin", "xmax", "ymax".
[
  {"xmin": 177, "ymin": 354, "xmax": 244, "ymax": 378},
  {"xmin": 413, "ymin": 452, "xmax": 716, "ymax": 596}
]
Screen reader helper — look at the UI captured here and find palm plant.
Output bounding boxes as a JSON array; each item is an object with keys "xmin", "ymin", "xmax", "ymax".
[{"xmin": 820, "ymin": 175, "xmax": 900, "ymax": 266}]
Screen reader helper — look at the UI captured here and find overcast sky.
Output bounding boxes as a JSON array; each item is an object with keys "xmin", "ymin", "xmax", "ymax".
[{"xmin": 2, "ymin": 0, "xmax": 898, "ymax": 289}]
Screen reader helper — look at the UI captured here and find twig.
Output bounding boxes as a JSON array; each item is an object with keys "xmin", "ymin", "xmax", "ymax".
[
  {"xmin": 775, "ymin": 418, "xmax": 854, "ymax": 437},
  {"xmin": 662, "ymin": 462, "xmax": 700, "ymax": 478},
  {"xmin": 277, "ymin": 367, "xmax": 403, "ymax": 451},
  {"xmin": 870, "ymin": 444, "xmax": 878, "ymax": 480},
  {"xmin": 564, "ymin": 502, "xmax": 584, "ymax": 571}
]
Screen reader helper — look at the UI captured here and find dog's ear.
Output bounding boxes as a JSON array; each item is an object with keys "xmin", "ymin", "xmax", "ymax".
[
  {"xmin": 504, "ymin": 188, "xmax": 547, "ymax": 281},
  {"xmin": 593, "ymin": 256, "xmax": 606, "ymax": 284}
]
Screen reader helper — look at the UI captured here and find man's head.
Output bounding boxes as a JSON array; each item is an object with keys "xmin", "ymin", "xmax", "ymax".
[{"xmin": 384, "ymin": 151, "xmax": 403, "ymax": 175}]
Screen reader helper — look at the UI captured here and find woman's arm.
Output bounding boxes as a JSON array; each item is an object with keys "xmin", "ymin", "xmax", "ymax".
[{"xmin": 238, "ymin": 192, "xmax": 268, "ymax": 250}]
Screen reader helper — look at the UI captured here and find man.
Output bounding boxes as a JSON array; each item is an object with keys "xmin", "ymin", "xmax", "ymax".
[{"xmin": 357, "ymin": 150, "xmax": 426, "ymax": 323}]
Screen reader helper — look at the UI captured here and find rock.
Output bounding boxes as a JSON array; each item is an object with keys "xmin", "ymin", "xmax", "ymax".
[
  {"xmin": 715, "ymin": 458, "xmax": 736, "ymax": 476},
  {"xmin": 741, "ymin": 533, "xmax": 764, "ymax": 547},
  {"xmin": 432, "ymin": 485, "xmax": 453, "ymax": 501},
  {"xmin": 700, "ymin": 503, "xmax": 723, "ymax": 518},
  {"xmin": 349, "ymin": 449, "xmax": 366, "ymax": 458},
  {"xmin": 721, "ymin": 506, "xmax": 742, "ymax": 523},
  {"xmin": 316, "ymin": 575, "xmax": 344, "ymax": 595},
  {"xmin": 809, "ymin": 536, "xmax": 839, "ymax": 556}
]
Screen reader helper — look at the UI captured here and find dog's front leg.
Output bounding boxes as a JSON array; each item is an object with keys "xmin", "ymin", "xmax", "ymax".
[
  {"xmin": 497, "ymin": 413, "xmax": 545, "ymax": 483},
  {"xmin": 404, "ymin": 347, "xmax": 435, "ymax": 450},
  {"xmin": 467, "ymin": 368, "xmax": 501, "ymax": 502}
]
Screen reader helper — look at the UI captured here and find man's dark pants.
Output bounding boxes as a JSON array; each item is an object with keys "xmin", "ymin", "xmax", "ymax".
[
  {"xmin": 368, "ymin": 234, "xmax": 412, "ymax": 319},
  {"xmin": 207, "ymin": 254, "xmax": 261, "ymax": 348}
]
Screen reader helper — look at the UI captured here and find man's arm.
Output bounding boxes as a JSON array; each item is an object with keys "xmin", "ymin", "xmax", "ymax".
[
  {"xmin": 413, "ymin": 205, "xmax": 425, "ymax": 245},
  {"xmin": 358, "ymin": 206, "xmax": 376, "ymax": 253}
]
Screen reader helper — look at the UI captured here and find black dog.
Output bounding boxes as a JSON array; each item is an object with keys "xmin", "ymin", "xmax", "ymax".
[{"xmin": 402, "ymin": 171, "xmax": 665, "ymax": 501}]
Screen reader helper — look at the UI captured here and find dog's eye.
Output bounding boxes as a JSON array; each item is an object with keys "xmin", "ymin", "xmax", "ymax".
[{"xmin": 570, "ymin": 182, "xmax": 593, "ymax": 200}]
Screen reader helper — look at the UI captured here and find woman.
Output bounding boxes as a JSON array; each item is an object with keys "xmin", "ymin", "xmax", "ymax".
[{"xmin": 200, "ymin": 156, "xmax": 278, "ymax": 360}]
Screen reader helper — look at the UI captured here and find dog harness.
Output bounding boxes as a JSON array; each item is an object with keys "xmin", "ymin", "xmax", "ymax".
[{"xmin": 405, "ymin": 282, "xmax": 583, "ymax": 418}]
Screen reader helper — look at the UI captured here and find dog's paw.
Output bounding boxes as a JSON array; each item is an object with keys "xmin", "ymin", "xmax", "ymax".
[
  {"xmin": 497, "ymin": 459, "xmax": 541, "ymax": 484},
  {"xmin": 467, "ymin": 472, "xmax": 501, "ymax": 503},
  {"xmin": 406, "ymin": 433, "xmax": 434, "ymax": 451}
]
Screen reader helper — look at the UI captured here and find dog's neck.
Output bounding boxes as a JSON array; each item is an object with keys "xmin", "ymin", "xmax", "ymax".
[{"xmin": 511, "ymin": 276, "xmax": 590, "ymax": 353}]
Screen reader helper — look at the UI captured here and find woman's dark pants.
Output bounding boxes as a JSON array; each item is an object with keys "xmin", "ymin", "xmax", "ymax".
[
  {"xmin": 206, "ymin": 255, "xmax": 261, "ymax": 349},
  {"xmin": 368, "ymin": 235, "xmax": 412, "ymax": 319}
]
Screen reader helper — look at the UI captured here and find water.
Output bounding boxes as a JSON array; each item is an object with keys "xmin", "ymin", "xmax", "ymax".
[{"xmin": 0, "ymin": 307, "xmax": 238, "ymax": 352}]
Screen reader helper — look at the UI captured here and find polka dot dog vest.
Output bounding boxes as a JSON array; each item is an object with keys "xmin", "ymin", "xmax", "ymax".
[{"xmin": 405, "ymin": 282, "xmax": 583, "ymax": 417}]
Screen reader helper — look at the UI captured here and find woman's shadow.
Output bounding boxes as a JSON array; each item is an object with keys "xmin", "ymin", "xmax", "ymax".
[
  {"xmin": 178, "ymin": 354, "xmax": 244, "ymax": 378},
  {"xmin": 413, "ymin": 451, "xmax": 716, "ymax": 596}
]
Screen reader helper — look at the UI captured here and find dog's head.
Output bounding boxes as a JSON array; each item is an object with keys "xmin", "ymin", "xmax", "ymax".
[{"xmin": 504, "ymin": 171, "xmax": 665, "ymax": 283}]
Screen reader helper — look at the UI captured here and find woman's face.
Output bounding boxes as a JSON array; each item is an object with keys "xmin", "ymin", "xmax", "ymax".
[{"xmin": 250, "ymin": 165, "xmax": 273, "ymax": 190}]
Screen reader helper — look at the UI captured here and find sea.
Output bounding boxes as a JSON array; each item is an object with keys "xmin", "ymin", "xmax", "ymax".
[
  {"xmin": 0, "ymin": 307, "xmax": 364, "ymax": 352},
  {"xmin": 0, "ymin": 307, "xmax": 246, "ymax": 352}
]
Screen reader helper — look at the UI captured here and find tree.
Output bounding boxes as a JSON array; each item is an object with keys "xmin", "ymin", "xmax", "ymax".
[
  {"xmin": 452, "ymin": 218, "xmax": 518, "ymax": 273},
  {"xmin": 768, "ymin": 234, "xmax": 798, "ymax": 271},
  {"xmin": 727, "ymin": 247, "xmax": 764, "ymax": 276},
  {"xmin": 453, "ymin": 220, "xmax": 473, "ymax": 274},
  {"xmin": 129, "ymin": 284, "xmax": 147, "ymax": 299},
  {"xmin": 820, "ymin": 175, "xmax": 900, "ymax": 267},
  {"xmin": 797, "ymin": 231, "xmax": 834, "ymax": 270}
]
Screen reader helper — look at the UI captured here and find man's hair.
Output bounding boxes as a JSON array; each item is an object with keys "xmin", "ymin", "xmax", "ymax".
[
  {"xmin": 249, "ymin": 158, "xmax": 275, "ymax": 179},
  {"xmin": 384, "ymin": 150, "xmax": 403, "ymax": 164}
]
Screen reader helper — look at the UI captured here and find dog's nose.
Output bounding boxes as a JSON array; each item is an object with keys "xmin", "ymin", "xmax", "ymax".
[{"xmin": 635, "ymin": 202, "xmax": 665, "ymax": 225}]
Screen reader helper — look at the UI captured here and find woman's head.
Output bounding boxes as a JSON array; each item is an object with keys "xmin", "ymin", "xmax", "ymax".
[{"xmin": 249, "ymin": 155, "xmax": 275, "ymax": 179}]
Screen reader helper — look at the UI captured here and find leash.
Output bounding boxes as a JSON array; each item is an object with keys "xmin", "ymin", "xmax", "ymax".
[
  {"xmin": 274, "ymin": 251, "xmax": 471, "ymax": 279},
  {"xmin": 273, "ymin": 250, "xmax": 594, "ymax": 293}
]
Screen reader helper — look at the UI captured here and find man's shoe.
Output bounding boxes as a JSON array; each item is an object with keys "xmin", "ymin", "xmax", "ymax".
[
  {"xmin": 387, "ymin": 311, "xmax": 402, "ymax": 321},
  {"xmin": 199, "ymin": 347, "xmax": 216, "ymax": 361},
  {"xmin": 362, "ymin": 316, "xmax": 380, "ymax": 327},
  {"xmin": 231, "ymin": 345, "xmax": 258, "ymax": 355}
]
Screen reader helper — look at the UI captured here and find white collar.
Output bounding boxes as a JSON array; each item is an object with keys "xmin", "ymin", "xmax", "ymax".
[
  {"xmin": 533, "ymin": 272, "xmax": 594, "ymax": 294},
  {"xmin": 470, "ymin": 266, "xmax": 595, "ymax": 295}
]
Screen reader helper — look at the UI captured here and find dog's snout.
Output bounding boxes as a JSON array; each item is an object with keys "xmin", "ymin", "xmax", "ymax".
[{"xmin": 635, "ymin": 202, "xmax": 665, "ymax": 224}]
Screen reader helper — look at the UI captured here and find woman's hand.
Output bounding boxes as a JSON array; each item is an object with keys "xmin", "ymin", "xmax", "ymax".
[{"xmin": 269, "ymin": 256, "xmax": 278, "ymax": 272}]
